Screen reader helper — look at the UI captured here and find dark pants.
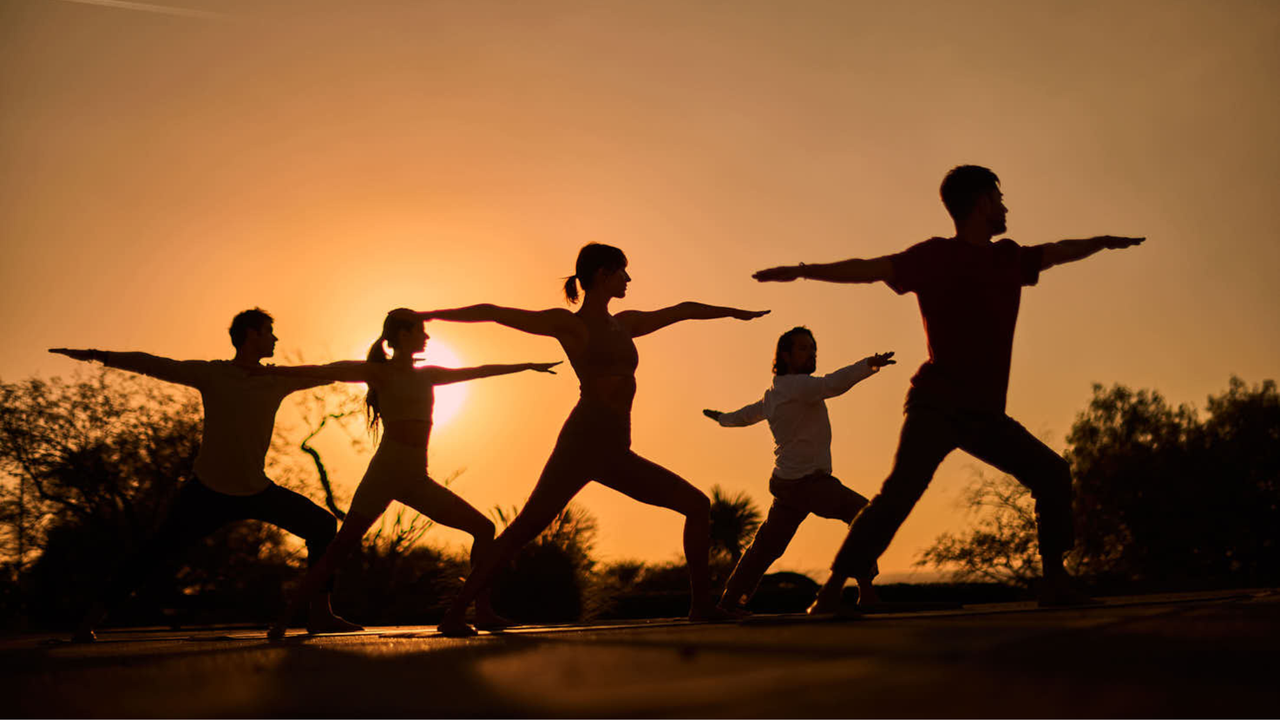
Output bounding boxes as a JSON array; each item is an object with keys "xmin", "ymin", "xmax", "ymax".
[
  {"xmin": 831, "ymin": 401, "xmax": 1074, "ymax": 578},
  {"xmin": 103, "ymin": 478, "xmax": 338, "ymax": 608},
  {"xmin": 722, "ymin": 471, "xmax": 877, "ymax": 606}
]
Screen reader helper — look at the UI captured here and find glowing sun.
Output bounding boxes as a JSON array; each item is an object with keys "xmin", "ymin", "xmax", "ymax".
[{"xmin": 420, "ymin": 339, "xmax": 468, "ymax": 428}]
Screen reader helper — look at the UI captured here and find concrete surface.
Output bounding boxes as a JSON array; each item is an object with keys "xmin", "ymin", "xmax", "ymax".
[{"xmin": 4, "ymin": 589, "xmax": 1277, "ymax": 717}]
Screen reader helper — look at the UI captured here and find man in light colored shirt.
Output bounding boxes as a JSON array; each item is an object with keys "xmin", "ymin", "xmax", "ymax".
[
  {"xmin": 704, "ymin": 326, "xmax": 894, "ymax": 614},
  {"xmin": 51, "ymin": 308, "xmax": 360, "ymax": 641}
]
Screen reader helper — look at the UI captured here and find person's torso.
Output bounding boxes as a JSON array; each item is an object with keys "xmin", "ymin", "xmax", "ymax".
[
  {"xmin": 194, "ymin": 361, "xmax": 292, "ymax": 495},
  {"xmin": 910, "ymin": 238, "xmax": 1028, "ymax": 412},
  {"xmin": 565, "ymin": 312, "xmax": 639, "ymax": 415},
  {"xmin": 763, "ymin": 374, "xmax": 833, "ymax": 478},
  {"xmin": 374, "ymin": 366, "xmax": 434, "ymax": 448}
]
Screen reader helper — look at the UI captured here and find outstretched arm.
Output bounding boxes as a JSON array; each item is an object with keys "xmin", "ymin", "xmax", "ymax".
[
  {"xmin": 796, "ymin": 351, "xmax": 896, "ymax": 402},
  {"xmin": 1035, "ymin": 236, "xmax": 1145, "ymax": 270},
  {"xmin": 616, "ymin": 303, "xmax": 769, "ymax": 339},
  {"xmin": 427, "ymin": 361, "xmax": 562, "ymax": 386},
  {"xmin": 252, "ymin": 360, "xmax": 372, "ymax": 384},
  {"xmin": 416, "ymin": 305, "xmax": 579, "ymax": 340},
  {"xmin": 49, "ymin": 348, "xmax": 206, "ymax": 387},
  {"xmin": 753, "ymin": 255, "xmax": 896, "ymax": 285},
  {"xmin": 704, "ymin": 399, "xmax": 766, "ymax": 427}
]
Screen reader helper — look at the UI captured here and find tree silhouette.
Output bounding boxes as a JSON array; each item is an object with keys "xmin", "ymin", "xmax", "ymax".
[
  {"xmin": 708, "ymin": 484, "xmax": 762, "ymax": 567},
  {"xmin": 918, "ymin": 377, "xmax": 1280, "ymax": 590}
]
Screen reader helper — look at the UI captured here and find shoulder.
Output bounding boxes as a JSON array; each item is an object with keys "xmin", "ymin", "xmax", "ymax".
[{"xmin": 892, "ymin": 237, "xmax": 953, "ymax": 264}]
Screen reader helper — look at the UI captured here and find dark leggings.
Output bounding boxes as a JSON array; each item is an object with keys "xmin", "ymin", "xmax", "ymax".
[
  {"xmin": 832, "ymin": 402, "xmax": 1074, "ymax": 577},
  {"xmin": 102, "ymin": 478, "xmax": 338, "ymax": 608}
]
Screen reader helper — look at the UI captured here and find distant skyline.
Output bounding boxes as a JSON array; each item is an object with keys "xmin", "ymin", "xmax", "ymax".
[{"xmin": 2, "ymin": 0, "xmax": 1277, "ymax": 578}]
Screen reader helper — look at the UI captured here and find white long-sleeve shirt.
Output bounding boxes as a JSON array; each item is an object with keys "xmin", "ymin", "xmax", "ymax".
[{"xmin": 717, "ymin": 359, "xmax": 878, "ymax": 480}]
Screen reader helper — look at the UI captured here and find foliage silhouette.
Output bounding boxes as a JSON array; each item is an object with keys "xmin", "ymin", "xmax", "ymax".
[
  {"xmin": 919, "ymin": 377, "xmax": 1280, "ymax": 590},
  {"xmin": 708, "ymin": 484, "xmax": 762, "ymax": 567},
  {"xmin": 0, "ymin": 369, "xmax": 308, "ymax": 629}
]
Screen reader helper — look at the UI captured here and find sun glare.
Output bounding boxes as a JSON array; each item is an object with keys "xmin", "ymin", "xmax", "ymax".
[
  {"xmin": 354, "ymin": 336, "xmax": 469, "ymax": 429},
  {"xmin": 421, "ymin": 339, "xmax": 468, "ymax": 428}
]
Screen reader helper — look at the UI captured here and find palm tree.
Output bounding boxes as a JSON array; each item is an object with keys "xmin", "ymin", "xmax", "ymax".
[{"xmin": 708, "ymin": 485, "xmax": 762, "ymax": 566}]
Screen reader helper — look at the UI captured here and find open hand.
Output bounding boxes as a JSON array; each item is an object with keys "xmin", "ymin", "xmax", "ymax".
[
  {"xmin": 1098, "ymin": 236, "xmax": 1145, "ymax": 249},
  {"xmin": 49, "ymin": 348, "xmax": 97, "ymax": 362},
  {"xmin": 731, "ymin": 309, "xmax": 771, "ymax": 321},
  {"xmin": 529, "ymin": 361, "xmax": 562, "ymax": 374},
  {"xmin": 702, "ymin": 409, "xmax": 723, "ymax": 421},
  {"xmin": 752, "ymin": 266, "xmax": 803, "ymax": 283},
  {"xmin": 868, "ymin": 351, "xmax": 896, "ymax": 368}
]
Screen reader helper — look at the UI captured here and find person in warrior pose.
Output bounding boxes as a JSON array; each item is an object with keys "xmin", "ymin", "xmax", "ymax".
[
  {"xmin": 262, "ymin": 309, "xmax": 560, "ymax": 638},
  {"xmin": 703, "ymin": 327, "xmax": 894, "ymax": 614},
  {"xmin": 415, "ymin": 243, "xmax": 769, "ymax": 631},
  {"xmin": 50, "ymin": 308, "xmax": 361, "ymax": 642},
  {"xmin": 754, "ymin": 165, "xmax": 1144, "ymax": 610}
]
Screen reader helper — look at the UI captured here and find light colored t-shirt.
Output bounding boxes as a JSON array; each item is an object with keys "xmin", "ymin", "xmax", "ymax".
[
  {"xmin": 716, "ymin": 359, "xmax": 877, "ymax": 480},
  {"xmin": 106, "ymin": 354, "xmax": 318, "ymax": 495}
]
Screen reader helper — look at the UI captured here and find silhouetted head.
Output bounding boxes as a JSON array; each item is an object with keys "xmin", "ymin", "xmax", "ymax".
[
  {"xmin": 773, "ymin": 327, "xmax": 817, "ymax": 376},
  {"xmin": 941, "ymin": 165, "xmax": 1007, "ymax": 236},
  {"xmin": 229, "ymin": 308, "xmax": 276, "ymax": 359},
  {"xmin": 365, "ymin": 308, "xmax": 426, "ymax": 431},
  {"xmin": 564, "ymin": 243, "xmax": 629, "ymax": 304}
]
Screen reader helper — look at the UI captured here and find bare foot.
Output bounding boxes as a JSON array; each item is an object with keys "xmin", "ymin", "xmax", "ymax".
[
  {"xmin": 70, "ymin": 628, "xmax": 97, "ymax": 644},
  {"xmin": 807, "ymin": 585, "xmax": 844, "ymax": 615},
  {"xmin": 714, "ymin": 601, "xmax": 752, "ymax": 620},
  {"xmin": 266, "ymin": 624, "xmax": 287, "ymax": 641},
  {"xmin": 474, "ymin": 612, "xmax": 515, "ymax": 632},
  {"xmin": 306, "ymin": 613, "xmax": 364, "ymax": 635},
  {"xmin": 438, "ymin": 618, "xmax": 479, "ymax": 638}
]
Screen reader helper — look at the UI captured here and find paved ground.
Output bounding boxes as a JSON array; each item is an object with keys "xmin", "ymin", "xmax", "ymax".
[{"xmin": 4, "ymin": 589, "xmax": 1277, "ymax": 718}]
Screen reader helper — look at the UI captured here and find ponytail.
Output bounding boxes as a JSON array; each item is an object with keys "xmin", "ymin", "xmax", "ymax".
[
  {"xmin": 365, "ymin": 307, "xmax": 418, "ymax": 435},
  {"xmin": 563, "ymin": 275, "xmax": 581, "ymax": 304},
  {"xmin": 365, "ymin": 335, "xmax": 390, "ymax": 433},
  {"xmin": 564, "ymin": 243, "xmax": 627, "ymax": 305}
]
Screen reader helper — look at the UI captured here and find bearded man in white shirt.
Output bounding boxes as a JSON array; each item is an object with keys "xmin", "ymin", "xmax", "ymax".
[{"xmin": 705, "ymin": 327, "xmax": 895, "ymax": 615}]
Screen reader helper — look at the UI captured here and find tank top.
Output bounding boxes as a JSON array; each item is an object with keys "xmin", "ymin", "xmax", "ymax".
[
  {"xmin": 376, "ymin": 367, "xmax": 434, "ymax": 423},
  {"xmin": 571, "ymin": 314, "xmax": 639, "ymax": 410}
]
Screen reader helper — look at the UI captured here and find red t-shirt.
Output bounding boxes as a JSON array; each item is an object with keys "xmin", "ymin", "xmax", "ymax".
[{"xmin": 888, "ymin": 237, "xmax": 1043, "ymax": 413}]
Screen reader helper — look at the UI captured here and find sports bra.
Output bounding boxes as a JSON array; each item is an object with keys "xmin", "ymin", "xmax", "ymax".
[
  {"xmin": 579, "ymin": 316, "xmax": 639, "ymax": 377},
  {"xmin": 376, "ymin": 367, "xmax": 434, "ymax": 423},
  {"xmin": 571, "ymin": 314, "xmax": 639, "ymax": 408}
]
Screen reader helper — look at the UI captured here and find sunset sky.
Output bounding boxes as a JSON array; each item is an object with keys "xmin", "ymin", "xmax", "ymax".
[{"xmin": 2, "ymin": 0, "xmax": 1277, "ymax": 580}]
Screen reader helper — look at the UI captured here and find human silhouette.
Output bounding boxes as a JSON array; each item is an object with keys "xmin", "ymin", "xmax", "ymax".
[
  {"xmin": 417, "ymin": 243, "xmax": 769, "ymax": 632},
  {"xmin": 49, "ymin": 308, "xmax": 360, "ymax": 642},
  {"xmin": 704, "ymin": 327, "xmax": 894, "ymax": 614},
  {"xmin": 754, "ymin": 165, "xmax": 1144, "ymax": 610},
  {"xmin": 260, "ymin": 309, "xmax": 560, "ymax": 639}
]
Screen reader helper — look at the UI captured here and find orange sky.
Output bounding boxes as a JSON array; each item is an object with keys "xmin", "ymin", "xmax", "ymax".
[{"xmin": 2, "ymin": 0, "xmax": 1278, "ymax": 580}]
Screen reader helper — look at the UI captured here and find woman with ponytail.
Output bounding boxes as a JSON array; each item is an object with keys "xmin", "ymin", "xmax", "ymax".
[
  {"xmin": 419, "ymin": 243, "xmax": 769, "ymax": 629},
  {"xmin": 262, "ymin": 309, "xmax": 560, "ymax": 639}
]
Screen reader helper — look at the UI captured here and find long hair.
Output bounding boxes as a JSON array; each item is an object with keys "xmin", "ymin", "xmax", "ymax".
[
  {"xmin": 365, "ymin": 308, "xmax": 419, "ymax": 433},
  {"xmin": 563, "ymin": 243, "xmax": 627, "ymax": 304},
  {"xmin": 773, "ymin": 326, "xmax": 815, "ymax": 375}
]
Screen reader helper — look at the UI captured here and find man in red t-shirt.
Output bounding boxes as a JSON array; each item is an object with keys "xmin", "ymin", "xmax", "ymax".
[{"xmin": 754, "ymin": 165, "xmax": 1144, "ymax": 608}]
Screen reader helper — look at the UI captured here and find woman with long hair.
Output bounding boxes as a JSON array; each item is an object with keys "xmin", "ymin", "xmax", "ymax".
[
  {"xmin": 264, "ymin": 308, "xmax": 559, "ymax": 639},
  {"xmin": 419, "ymin": 243, "xmax": 768, "ymax": 630}
]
